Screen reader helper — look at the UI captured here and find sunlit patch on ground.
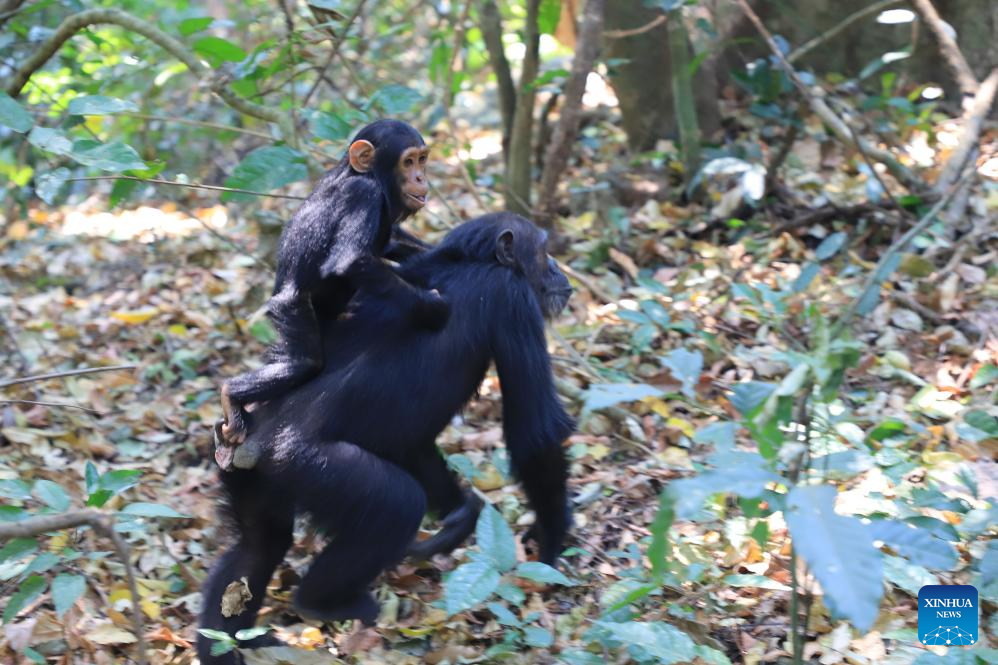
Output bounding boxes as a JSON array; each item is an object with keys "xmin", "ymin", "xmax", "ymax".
[{"xmin": 59, "ymin": 204, "xmax": 229, "ymax": 242}]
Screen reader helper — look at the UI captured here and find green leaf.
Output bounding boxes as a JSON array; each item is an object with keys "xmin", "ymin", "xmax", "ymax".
[
  {"xmin": 582, "ymin": 383, "xmax": 663, "ymax": 414},
  {"xmin": 487, "ymin": 602, "xmax": 521, "ymax": 627},
  {"xmin": 970, "ymin": 364, "xmax": 997, "ymax": 389},
  {"xmin": 964, "ymin": 410, "xmax": 998, "ymax": 437},
  {"xmin": 815, "ymin": 231, "xmax": 848, "ymax": 260},
  {"xmin": 730, "ymin": 381, "xmax": 775, "ymax": 416},
  {"xmin": 234, "ymin": 626, "xmax": 270, "ymax": 640},
  {"xmin": 369, "ymin": 84, "xmax": 422, "ymax": 115},
  {"xmin": 594, "ymin": 620, "xmax": 697, "ymax": 664},
  {"xmin": 667, "ymin": 458, "xmax": 779, "ymax": 519},
  {"xmin": 310, "ymin": 109, "xmax": 367, "ymax": 142},
  {"xmin": 476, "ymin": 504, "xmax": 517, "ymax": 572},
  {"xmin": 99, "ymin": 469, "xmax": 142, "ymax": 493},
  {"xmin": 66, "ymin": 95, "xmax": 138, "ymax": 115},
  {"xmin": 523, "ymin": 625, "xmax": 553, "ymax": 647},
  {"xmin": 661, "ymin": 347, "xmax": 702, "ymax": 399},
  {"xmin": 120, "ymin": 502, "xmax": 187, "ymax": 518},
  {"xmin": 444, "ymin": 560, "xmax": 500, "ymax": 615},
  {"xmin": 34, "ymin": 480, "xmax": 71, "ymax": 511},
  {"xmin": 537, "ymin": 0, "xmax": 561, "ymax": 34},
  {"xmin": 22, "ymin": 552, "xmax": 60, "ymax": 576},
  {"xmin": 786, "ymin": 485, "xmax": 883, "ymax": 631},
  {"xmin": 869, "ymin": 519, "xmax": 957, "ymax": 570},
  {"xmin": 0, "ymin": 91, "xmax": 34, "ymax": 133},
  {"xmin": 249, "ymin": 318, "xmax": 278, "ymax": 345},
  {"xmin": 223, "ymin": 145, "xmax": 307, "ymax": 202},
  {"xmin": 0, "ymin": 479, "xmax": 33, "ymax": 501},
  {"xmin": 178, "ymin": 17, "xmax": 214, "ymax": 36},
  {"xmin": 723, "ymin": 574, "xmax": 791, "ymax": 590},
  {"xmin": 515, "ymin": 561, "xmax": 573, "ymax": 586},
  {"xmin": 793, "ymin": 262, "xmax": 820, "ymax": 292},
  {"xmin": 69, "ymin": 140, "xmax": 146, "ymax": 172},
  {"xmin": 84, "ymin": 461, "xmax": 100, "ymax": 495},
  {"xmin": 51, "ymin": 574, "xmax": 86, "ymax": 618},
  {"xmin": 648, "ymin": 489, "xmax": 674, "ymax": 578},
  {"xmin": 193, "ymin": 36, "xmax": 247, "ymax": 65},
  {"xmin": 28, "ymin": 127, "xmax": 74, "ymax": 156},
  {"xmin": 0, "ymin": 538, "xmax": 37, "ymax": 564},
  {"xmin": 3, "ymin": 575, "xmax": 47, "ymax": 623}
]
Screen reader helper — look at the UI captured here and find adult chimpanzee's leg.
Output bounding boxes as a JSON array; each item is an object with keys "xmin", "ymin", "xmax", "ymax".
[
  {"xmin": 287, "ymin": 441, "xmax": 427, "ymax": 624},
  {"xmin": 197, "ymin": 471, "xmax": 295, "ymax": 664},
  {"xmin": 405, "ymin": 448, "xmax": 482, "ymax": 559},
  {"xmin": 220, "ymin": 285, "xmax": 323, "ymax": 444}
]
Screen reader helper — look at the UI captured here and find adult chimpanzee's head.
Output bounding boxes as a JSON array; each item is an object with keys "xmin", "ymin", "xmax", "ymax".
[
  {"xmin": 347, "ymin": 120, "xmax": 429, "ymax": 219},
  {"xmin": 441, "ymin": 213, "xmax": 573, "ymax": 318}
]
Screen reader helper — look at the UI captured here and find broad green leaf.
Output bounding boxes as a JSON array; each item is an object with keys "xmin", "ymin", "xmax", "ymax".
[
  {"xmin": 476, "ymin": 504, "xmax": 516, "ymax": 572},
  {"xmin": 523, "ymin": 625, "xmax": 553, "ymax": 647},
  {"xmin": 487, "ymin": 602, "xmax": 521, "ymax": 627},
  {"xmin": 648, "ymin": 489, "xmax": 674, "ymax": 578},
  {"xmin": 51, "ymin": 574, "xmax": 86, "ymax": 617},
  {"xmin": 694, "ymin": 422, "xmax": 736, "ymax": 451},
  {"xmin": 538, "ymin": 0, "xmax": 561, "ymax": 34},
  {"xmin": 120, "ymin": 502, "xmax": 187, "ymax": 518},
  {"xmin": 964, "ymin": 410, "xmax": 998, "ymax": 437},
  {"xmin": 99, "ymin": 469, "xmax": 142, "ymax": 493},
  {"xmin": 178, "ymin": 17, "xmax": 213, "ymax": 36},
  {"xmin": 67, "ymin": 95, "xmax": 138, "ymax": 115},
  {"xmin": 28, "ymin": 127, "xmax": 74, "ymax": 156},
  {"xmin": 310, "ymin": 109, "xmax": 367, "ymax": 142},
  {"xmin": 3, "ymin": 575, "xmax": 47, "ymax": 623},
  {"xmin": 868, "ymin": 519, "xmax": 958, "ymax": 570},
  {"xmin": 193, "ymin": 36, "xmax": 247, "ymax": 65},
  {"xmin": 234, "ymin": 626, "xmax": 270, "ymax": 640},
  {"xmin": 786, "ymin": 485, "xmax": 883, "ymax": 631},
  {"xmin": 69, "ymin": 140, "xmax": 146, "ymax": 172},
  {"xmin": 661, "ymin": 347, "xmax": 702, "ymax": 399},
  {"xmin": 582, "ymin": 383, "xmax": 663, "ymax": 414},
  {"xmin": 223, "ymin": 145, "xmax": 307, "ymax": 202},
  {"xmin": 729, "ymin": 381, "xmax": 774, "ymax": 416},
  {"xmin": 22, "ymin": 552, "xmax": 60, "ymax": 576},
  {"xmin": 970, "ymin": 364, "xmax": 997, "ymax": 389},
  {"xmin": 667, "ymin": 459, "xmax": 779, "ymax": 519},
  {"xmin": 594, "ymin": 620, "xmax": 697, "ymax": 664},
  {"xmin": 444, "ymin": 560, "xmax": 500, "ymax": 615},
  {"xmin": 723, "ymin": 574, "xmax": 791, "ymax": 590},
  {"xmin": 34, "ymin": 480, "xmax": 71, "ymax": 511},
  {"xmin": 883, "ymin": 555, "xmax": 937, "ymax": 596},
  {"xmin": 815, "ymin": 231, "xmax": 848, "ymax": 260},
  {"xmin": 369, "ymin": 85, "xmax": 422, "ymax": 115},
  {"xmin": 793, "ymin": 262, "xmax": 820, "ymax": 292},
  {"xmin": 0, "ymin": 479, "xmax": 33, "ymax": 501},
  {"xmin": 515, "ymin": 561, "xmax": 573, "ymax": 586},
  {"xmin": 0, "ymin": 91, "xmax": 33, "ymax": 133},
  {"xmin": 0, "ymin": 538, "xmax": 37, "ymax": 564},
  {"xmin": 84, "ymin": 461, "xmax": 100, "ymax": 495},
  {"xmin": 639, "ymin": 300, "xmax": 671, "ymax": 327}
]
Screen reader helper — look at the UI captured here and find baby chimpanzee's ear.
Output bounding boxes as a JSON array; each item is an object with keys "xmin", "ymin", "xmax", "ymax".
[{"xmin": 348, "ymin": 140, "xmax": 376, "ymax": 173}]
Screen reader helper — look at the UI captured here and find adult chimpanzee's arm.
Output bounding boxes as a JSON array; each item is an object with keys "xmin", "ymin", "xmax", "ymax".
[
  {"xmin": 491, "ymin": 286, "xmax": 574, "ymax": 565},
  {"xmin": 319, "ymin": 180, "xmax": 448, "ymax": 330},
  {"xmin": 405, "ymin": 449, "xmax": 483, "ymax": 559},
  {"xmin": 384, "ymin": 227, "xmax": 432, "ymax": 263}
]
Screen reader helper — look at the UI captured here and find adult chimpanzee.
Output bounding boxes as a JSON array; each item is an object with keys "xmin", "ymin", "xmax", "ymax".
[
  {"xmin": 197, "ymin": 213, "xmax": 574, "ymax": 664},
  {"xmin": 218, "ymin": 120, "xmax": 448, "ymax": 462}
]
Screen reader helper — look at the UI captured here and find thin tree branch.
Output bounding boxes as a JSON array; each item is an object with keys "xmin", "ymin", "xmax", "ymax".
[
  {"xmin": 0, "ymin": 364, "xmax": 135, "ymax": 389},
  {"xmin": 938, "ymin": 68, "xmax": 998, "ymax": 191},
  {"xmin": 480, "ymin": 0, "xmax": 516, "ymax": 152},
  {"xmin": 6, "ymin": 8, "xmax": 293, "ymax": 139},
  {"xmin": 301, "ymin": 0, "xmax": 368, "ymax": 109},
  {"xmin": 734, "ymin": 0, "xmax": 923, "ymax": 193},
  {"xmin": 0, "ymin": 399, "xmax": 101, "ymax": 414},
  {"xmin": 123, "ymin": 113, "xmax": 274, "ymax": 140},
  {"xmin": 830, "ymin": 167, "xmax": 974, "ymax": 337},
  {"xmin": 604, "ymin": 13, "xmax": 665, "ymax": 39},
  {"xmin": 537, "ymin": 0, "xmax": 605, "ymax": 226},
  {"xmin": 788, "ymin": 0, "xmax": 902, "ymax": 64},
  {"xmin": 910, "ymin": 0, "xmax": 979, "ymax": 96},
  {"xmin": 66, "ymin": 176, "xmax": 306, "ymax": 200},
  {"xmin": 0, "ymin": 510, "xmax": 147, "ymax": 665}
]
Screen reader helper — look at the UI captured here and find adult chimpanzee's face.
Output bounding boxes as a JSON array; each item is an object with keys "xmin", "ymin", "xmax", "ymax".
[
  {"xmin": 397, "ymin": 146, "xmax": 430, "ymax": 211},
  {"xmin": 497, "ymin": 224, "xmax": 572, "ymax": 319}
]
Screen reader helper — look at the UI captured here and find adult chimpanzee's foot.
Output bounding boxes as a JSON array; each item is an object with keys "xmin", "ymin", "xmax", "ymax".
[{"xmin": 293, "ymin": 590, "xmax": 379, "ymax": 626}]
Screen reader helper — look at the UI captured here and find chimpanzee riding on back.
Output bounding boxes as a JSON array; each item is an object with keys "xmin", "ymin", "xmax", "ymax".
[{"xmin": 216, "ymin": 120, "xmax": 449, "ymax": 469}]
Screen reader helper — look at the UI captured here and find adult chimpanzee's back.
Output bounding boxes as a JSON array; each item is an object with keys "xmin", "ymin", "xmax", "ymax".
[{"xmin": 198, "ymin": 213, "xmax": 574, "ymax": 665}]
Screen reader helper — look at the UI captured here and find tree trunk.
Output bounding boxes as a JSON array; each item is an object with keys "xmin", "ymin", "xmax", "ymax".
[{"xmin": 505, "ymin": 0, "xmax": 540, "ymax": 216}]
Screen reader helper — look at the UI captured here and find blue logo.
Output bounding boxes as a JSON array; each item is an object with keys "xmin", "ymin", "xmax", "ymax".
[{"xmin": 918, "ymin": 585, "xmax": 978, "ymax": 646}]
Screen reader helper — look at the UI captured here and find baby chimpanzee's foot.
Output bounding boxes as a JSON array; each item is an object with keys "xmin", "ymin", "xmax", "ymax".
[{"xmin": 293, "ymin": 590, "xmax": 379, "ymax": 626}]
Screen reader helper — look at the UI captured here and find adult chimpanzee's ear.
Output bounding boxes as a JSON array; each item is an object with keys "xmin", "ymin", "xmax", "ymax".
[
  {"xmin": 348, "ymin": 140, "xmax": 376, "ymax": 173},
  {"xmin": 496, "ymin": 229, "xmax": 517, "ymax": 267}
]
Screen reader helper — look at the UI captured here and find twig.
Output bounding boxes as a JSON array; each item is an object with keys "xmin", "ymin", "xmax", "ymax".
[
  {"xmin": 604, "ymin": 14, "xmax": 665, "ymax": 39},
  {"xmin": 557, "ymin": 260, "xmax": 613, "ymax": 303},
  {"xmin": 66, "ymin": 176, "xmax": 305, "ymax": 200},
  {"xmin": 938, "ymin": 68, "xmax": 998, "ymax": 191},
  {"xmin": 6, "ymin": 8, "xmax": 294, "ymax": 139},
  {"xmin": 550, "ymin": 326, "xmax": 601, "ymax": 381},
  {"xmin": 0, "ymin": 510, "xmax": 147, "ymax": 665},
  {"xmin": 0, "ymin": 399, "xmax": 101, "ymax": 414},
  {"xmin": 537, "ymin": 0, "xmax": 605, "ymax": 226},
  {"xmin": 301, "ymin": 0, "xmax": 368, "ymax": 109},
  {"xmin": 830, "ymin": 167, "xmax": 974, "ymax": 337},
  {"xmin": 123, "ymin": 113, "xmax": 273, "ymax": 140},
  {"xmin": 734, "ymin": 0, "xmax": 923, "ymax": 193},
  {"xmin": 910, "ymin": 0, "xmax": 978, "ymax": 96},
  {"xmin": 788, "ymin": 0, "xmax": 902, "ymax": 64},
  {"xmin": 0, "ymin": 364, "xmax": 135, "ymax": 389}
]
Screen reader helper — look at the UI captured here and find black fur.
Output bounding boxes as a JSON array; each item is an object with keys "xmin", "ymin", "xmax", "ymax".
[
  {"xmin": 198, "ymin": 213, "xmax": 574, "ymax": 664},
  {"xmin": 221, "ymin": 120, "xmax": 448, "ymax": 444}
]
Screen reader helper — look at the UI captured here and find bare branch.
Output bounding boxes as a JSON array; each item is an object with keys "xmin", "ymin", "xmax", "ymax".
[
  {"xmin": 910, "ymin": 0, "xmax": 979, "ymax": 96},
  {"xmin": 0, "ymin": 510, "xmax": 147, "ymax": 665},
  {"xmin": 0, "ymin": 364, "xmax": 135, "ymax": 389},
  {"xmin": 0, "ymin": 399, "xmax": 101, "ymax": 414},
  {"xmin": 537, "ymin": 0, "xmax": 605, "ymax": 225},
  {"xmin": 788, "ymin": 0, "xmax": 902, "ymax": 64},
  {"xmin": 604, "ymin": 13, "xmax": 665, "ymax": 39},
  {"xmin": 938, "ymin": 68, "xmax": 998, "ymax": 191},
  {"xmin": 67, "ymin": 175, "xmax": 306, "ymax": 200}
]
